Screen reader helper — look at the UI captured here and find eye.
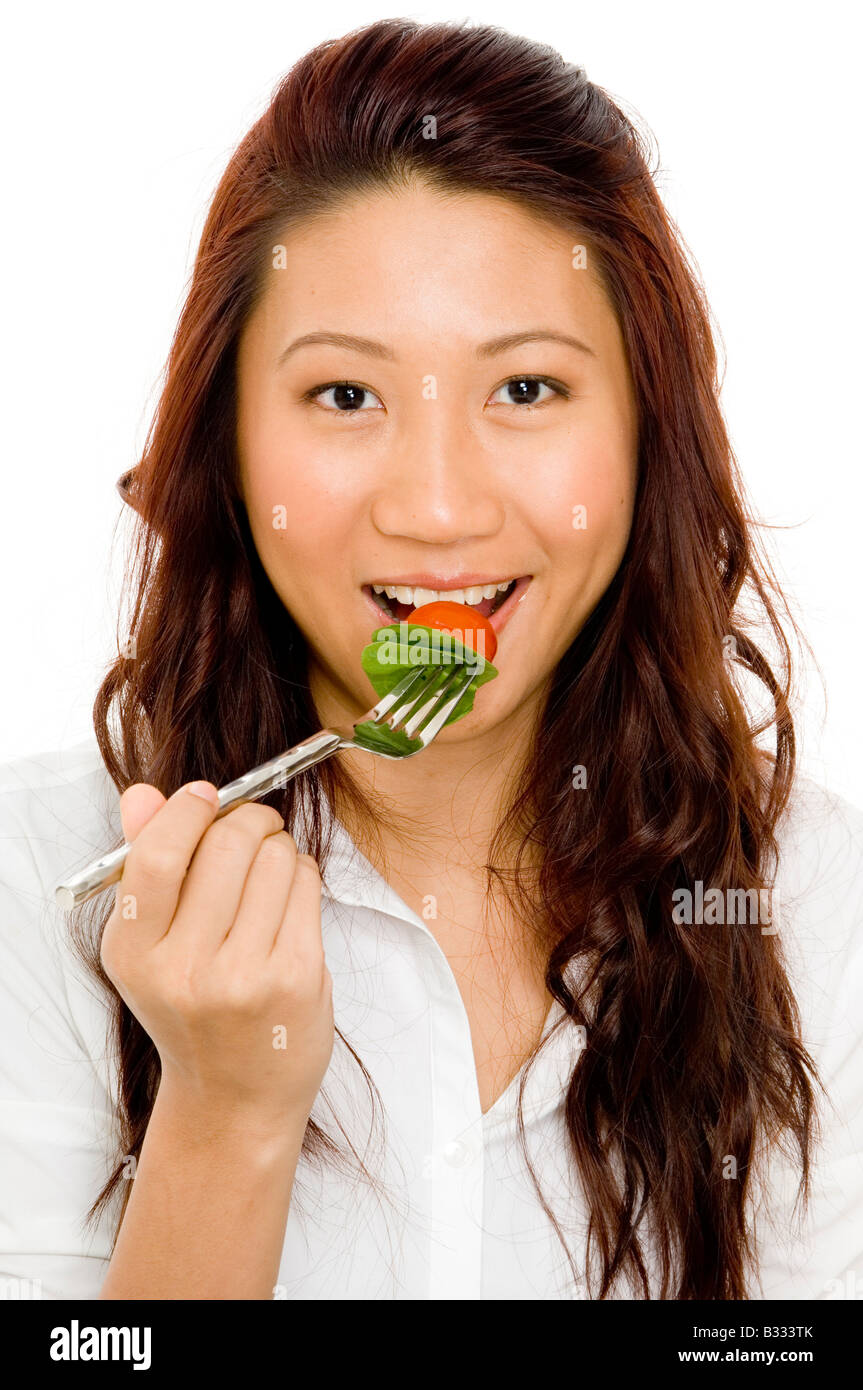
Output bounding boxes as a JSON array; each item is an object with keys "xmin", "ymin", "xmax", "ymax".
[
  {"xmin": 303, "ymin": 381, "xmax": 383, "ymax": 412},
  {"xmin": 488, "ymin": 375, "xmax": 570, "ymax": 409},
  {"xmin": 302, "ymin": 381, "xmax": 384, "ymax": 413}
]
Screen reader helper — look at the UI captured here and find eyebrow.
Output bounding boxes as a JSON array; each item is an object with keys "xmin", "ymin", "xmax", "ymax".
[{"xmin": 276, "ymin": 328, "xmax": 596, "ymax": 365}]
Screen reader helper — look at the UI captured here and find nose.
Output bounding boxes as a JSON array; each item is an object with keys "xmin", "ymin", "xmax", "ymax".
[{"xmin": 370, "ymin": 417, "xmax": 505, "ymax": 545}]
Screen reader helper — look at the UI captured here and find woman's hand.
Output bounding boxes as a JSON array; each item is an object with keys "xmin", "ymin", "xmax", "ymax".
[{"xmin": 99, "ymin": 781, "xmax": 334, "ymax": 1127}]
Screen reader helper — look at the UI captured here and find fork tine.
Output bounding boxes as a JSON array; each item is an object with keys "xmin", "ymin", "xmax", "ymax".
[
  {"xmin": 368, "ymin": 666, "xmax": 431, "ymax": 722},
  {"xmin": 381, "ymin": 663, "xmax": 451, "ymax": 723},
  {"xmin": 395, "ymin": 665, "xmax": 479, "ymax": 742},
  {"xmin": 387, "ymin": 665, "xmax": 457, "ymax": 734}
]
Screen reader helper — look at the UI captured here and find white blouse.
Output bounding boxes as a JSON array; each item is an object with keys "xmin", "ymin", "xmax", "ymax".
[{"xmin": 0, "ymin": 738, "xmax": 861, "ymax": 1300}]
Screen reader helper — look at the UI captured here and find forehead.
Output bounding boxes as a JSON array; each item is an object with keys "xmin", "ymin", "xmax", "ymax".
[{"xmin": 243, "ymin": 179, "xmax": 616, "ymax": 351}]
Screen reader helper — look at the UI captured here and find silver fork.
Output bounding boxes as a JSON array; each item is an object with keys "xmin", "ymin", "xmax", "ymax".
[{"xmin": 54, "ymin": 661, "xmax": 480, "ymax": 910}]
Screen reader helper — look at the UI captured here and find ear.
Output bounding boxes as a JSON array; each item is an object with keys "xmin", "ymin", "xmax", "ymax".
[{"xmin": 116, "ymin": 466, "xmax": 151, "ymax": 524}]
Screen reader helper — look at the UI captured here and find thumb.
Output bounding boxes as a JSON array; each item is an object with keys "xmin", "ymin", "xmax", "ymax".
[{"xmin": 120, "ymin": 783, "xmax": 168, "ymax": 843}]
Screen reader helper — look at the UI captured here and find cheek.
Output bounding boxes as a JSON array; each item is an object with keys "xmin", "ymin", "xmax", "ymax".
[
  {"xmin": 241, "ymin": 447, "xmax": 351, "ymax": 584},
  {"xmin": 531, "ymin": 435, "xmax": 636, "ymax": 560}
]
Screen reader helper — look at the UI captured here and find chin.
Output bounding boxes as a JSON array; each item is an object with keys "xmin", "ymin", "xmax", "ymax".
[{"xmin": 435, "ymin": 684, "xmax": 528, "ymax": 740}]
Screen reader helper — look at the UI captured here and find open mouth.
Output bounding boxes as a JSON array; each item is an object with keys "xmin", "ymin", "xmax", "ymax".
[{"xmin": 363, "ymin": 578, "xmax": 518, "ymax": 624}]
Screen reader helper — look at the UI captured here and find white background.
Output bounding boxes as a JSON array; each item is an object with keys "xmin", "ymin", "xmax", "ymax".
[{"xmin": 1, "ymin": 0, "xmax": 860, "ymax": 802}]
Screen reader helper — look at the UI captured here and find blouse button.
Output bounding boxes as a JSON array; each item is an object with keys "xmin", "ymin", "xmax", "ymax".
[{"xmin": 442, "ymin": 1139, "xmax": 473, "ymax": 1167}]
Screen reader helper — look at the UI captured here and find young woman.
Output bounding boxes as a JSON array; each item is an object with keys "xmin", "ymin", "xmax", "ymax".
[{"xmin": 1, "ymin": 18, "xmax": 861, "ymax": 1301}]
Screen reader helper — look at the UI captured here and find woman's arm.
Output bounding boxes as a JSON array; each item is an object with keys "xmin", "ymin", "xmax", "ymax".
[
  {"xmin": 96, "ymin": 780, "xmax": 335, "ymax": 1300},
  {"xmin": 100, "ymin": 1083, "xmax": 308, "ymax": 1300}
]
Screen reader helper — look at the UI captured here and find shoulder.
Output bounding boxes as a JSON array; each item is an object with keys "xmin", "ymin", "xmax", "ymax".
[
  {"xmin": 0, "ymin": 732, "xmax": 121, "ymax": 946},
  {"xmin": 771, "ymin": 772, "xmax": 863, "ymax": 1025},
  {"xmin": 0, "ymin": 738, "xmax": 120, "ymax": 885},
  {"xmin": 774, "ymin": 772, "xmax": 863, "ymax": 915}
]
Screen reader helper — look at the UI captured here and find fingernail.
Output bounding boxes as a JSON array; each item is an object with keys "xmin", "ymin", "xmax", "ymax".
[{"xmin": 185, "ymin": 781, "xmax": 219, "ymax": 806}]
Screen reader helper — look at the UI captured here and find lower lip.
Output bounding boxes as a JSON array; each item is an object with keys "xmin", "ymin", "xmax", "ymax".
[{"xmin": 360, "ymin": 576, "xmax": 533, "ymax": 639}]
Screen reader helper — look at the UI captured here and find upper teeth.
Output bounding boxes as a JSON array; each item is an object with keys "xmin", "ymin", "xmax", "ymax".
[{"xmin": 372, "ymin": 580, "xmax": 514, "ymax": 607}]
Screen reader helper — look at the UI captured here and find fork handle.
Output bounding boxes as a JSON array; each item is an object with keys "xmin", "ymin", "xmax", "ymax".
[{"xmin": 54, "ymin": 730, "xmax": 343, "ymax": 911}]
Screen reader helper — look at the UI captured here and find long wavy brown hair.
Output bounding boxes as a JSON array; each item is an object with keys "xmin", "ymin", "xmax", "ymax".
[{"xmin": 69, "ymin": 17, "xmax": 822, "ymax": 1299}]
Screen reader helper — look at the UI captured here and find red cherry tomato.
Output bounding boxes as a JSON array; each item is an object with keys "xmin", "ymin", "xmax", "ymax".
[{"xmin": 408, "ymin": 601, "xmax": 497, "ymax": 663}]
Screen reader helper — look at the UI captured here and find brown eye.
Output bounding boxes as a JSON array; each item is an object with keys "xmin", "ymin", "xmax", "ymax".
[
  {"xmin": 488, "ymin": 376, "xmax": 569, "ymax": 408},
  {"xmin": 303, "ymin": 381, "xmax": 384, "ymax": 412}
]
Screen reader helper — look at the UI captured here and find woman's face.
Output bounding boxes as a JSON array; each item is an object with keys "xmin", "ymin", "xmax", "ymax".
[{"xmin": 236, "ymin": 180, "xmax": 638, "ymax": 737}]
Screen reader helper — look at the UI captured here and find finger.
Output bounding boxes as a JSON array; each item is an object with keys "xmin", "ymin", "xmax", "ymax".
[
  {"xmin": 169, "ymin": 801, "xmax": 287, "ymax": 955},
  {"xmin": 120, "ymin": 784, "xmax": 167, "ymax": 843},
  {"xmin": 219, "ymin": 831, "xmax": 297, "ymax": 961},
  {"xmin": 271, "ymin": 855, "xmax": 324, "ymax": 968},
  {"xmin": 115, "ymin": 781, "xmax": 225, "ymax": 944}
]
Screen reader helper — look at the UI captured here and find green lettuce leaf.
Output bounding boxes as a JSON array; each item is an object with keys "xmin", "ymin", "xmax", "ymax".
[{"xmin": 354, "ymin": 621, "xmax": 498, "ymax": 754}]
